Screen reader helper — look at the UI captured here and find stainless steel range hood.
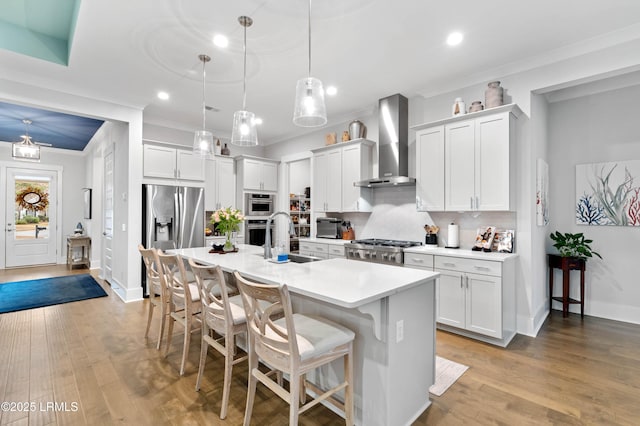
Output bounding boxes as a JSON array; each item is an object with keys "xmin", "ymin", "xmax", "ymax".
[{"xmin": 355, "ymin": 93, "xmax": 415, "ymax": 188}]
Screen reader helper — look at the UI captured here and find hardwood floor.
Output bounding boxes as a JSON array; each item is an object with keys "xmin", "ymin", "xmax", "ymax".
[{"xmin": 1, "ymin": 265, "xmax": 639, "ymax": 425}]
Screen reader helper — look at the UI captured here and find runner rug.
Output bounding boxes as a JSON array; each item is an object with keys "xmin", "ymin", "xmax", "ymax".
[
  {"xmin": 429, "ymin": 356, "xmax": 470, "ymax": 396},
  {"xmin": 0, "ymin": 274, "xmax": 107, "ymax": 314}
]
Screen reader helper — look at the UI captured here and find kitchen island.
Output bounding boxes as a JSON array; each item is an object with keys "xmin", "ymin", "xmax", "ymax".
[{"xmin": 173, "ymin": 245, "xmax": 439, "ymax": 426}]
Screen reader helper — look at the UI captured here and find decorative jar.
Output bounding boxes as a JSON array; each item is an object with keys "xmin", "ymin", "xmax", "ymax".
[
  {"xmin": 485, "ymin": 81, "xmax": 504, "ymax": 108},
  {"xmin": 469, "ymin": 101, "xmax": 484, "ymax": 113}
]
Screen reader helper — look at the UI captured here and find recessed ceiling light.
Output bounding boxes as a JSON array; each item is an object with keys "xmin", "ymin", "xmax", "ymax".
[
  {"xmin": 213, "ymin": 34, "xmax": 229, "ymax": 48},
  {"xmin": 326, "ymin": 86, "xmax": 337, "ymax": 96},
  {"xmin": 446, "ymin": 32, "xmax": 464, "ymax": 46},
  {"xmin": 157, "ymin": 91, "xmax": 170, "ymax": 100},
  {"xmin": 254, "ymin": 117, "xmax": 263, "ymax": 125}
]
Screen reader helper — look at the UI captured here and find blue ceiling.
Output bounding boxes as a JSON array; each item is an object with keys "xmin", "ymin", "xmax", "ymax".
[{"xmin": 0, "ymin": 102, "xmax": 104, "ymax": 151}]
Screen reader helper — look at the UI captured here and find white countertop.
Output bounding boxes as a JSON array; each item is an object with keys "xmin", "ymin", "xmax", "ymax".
[
  {"xmin": 298, "ymin": 237, "xmax": 352, "ymax": 246},
  {"xmin": 404, "ymin": 245, "xmax": 518, "ymax": 261},
  {"xmin": 172, "ymin": 244, "xmax": 439, "ymax": 309}
]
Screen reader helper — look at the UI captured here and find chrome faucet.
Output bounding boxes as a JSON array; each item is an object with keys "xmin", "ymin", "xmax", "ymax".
[{"xmin": 264, "ymin": 211, "xmax": 296, "ymax": 259}]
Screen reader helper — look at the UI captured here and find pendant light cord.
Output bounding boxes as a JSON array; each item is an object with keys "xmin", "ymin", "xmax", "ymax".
[
  {"xmin": 201, "ymin": 58, "xmax": 207, "ymax": 130},
  {"xmin": 307, "ymin": 0, "xmax": 312, "ymax": 78},
  {"xmin": 242, "ymin": 22, "xmax": 247, "ymax": 110}
]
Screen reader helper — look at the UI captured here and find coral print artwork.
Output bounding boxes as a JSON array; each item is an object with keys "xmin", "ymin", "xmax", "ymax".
[{"xmin": 575, "ymin": 161, "xmax": 640, "ymax": 226}]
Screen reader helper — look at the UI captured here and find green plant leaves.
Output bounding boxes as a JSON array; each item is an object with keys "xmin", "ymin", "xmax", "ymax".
[{"xmin": 549, "ymin": 231, "xmax": 602, "ymax": 260}]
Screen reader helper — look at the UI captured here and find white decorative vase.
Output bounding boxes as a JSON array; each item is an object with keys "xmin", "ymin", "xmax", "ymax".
[{"xmin": 485, "ymin": 81, "xmax": 504, "ymax": 108}]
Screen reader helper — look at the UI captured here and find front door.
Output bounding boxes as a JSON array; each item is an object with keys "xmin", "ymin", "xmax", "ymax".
[
  {"xmin": 5, "ymin": 168, "xmax": 58, "ymax": 267},
  {"xmin": 102, "ymin": 144, "xmax": 114, "ymax": 283}
]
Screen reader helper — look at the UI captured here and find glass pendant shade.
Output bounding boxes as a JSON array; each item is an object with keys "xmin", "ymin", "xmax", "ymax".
[
  {"xmin": 193, "ymin": 54, "xmax": 214, "ymax": 158},
  {"xmin": 293, "ymin": 76, "xmax": 327, "ymax": 127},
  {"xmin": 231, "ymin": 16, "xmax": 258, "ymax": 147},
  {"xmin": 193, "ymin": 130, "xmax": 214, "ymax": 157},
  {"xmin": 231, "ymin": 110, "xmax": 258, "ymax": 146}
]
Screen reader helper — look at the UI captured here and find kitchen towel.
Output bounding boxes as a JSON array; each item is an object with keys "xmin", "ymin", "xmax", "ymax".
[{"xmin": 447, "ymin": 223, "xmax": 460, "ymax": 248}]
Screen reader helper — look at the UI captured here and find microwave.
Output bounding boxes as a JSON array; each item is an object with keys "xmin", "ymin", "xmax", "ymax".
[
  {"xmin": 316, "ymin": 217, "xmax": 342, "ymax": 239},
  {"xmin": 245, "ymin": 193, "xmax": 274, "ymax": 216}
]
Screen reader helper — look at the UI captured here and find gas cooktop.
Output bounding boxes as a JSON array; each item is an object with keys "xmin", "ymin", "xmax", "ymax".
[{"xmin": 348, "ymin": 239, "xmax": 423, "ymax": 249}]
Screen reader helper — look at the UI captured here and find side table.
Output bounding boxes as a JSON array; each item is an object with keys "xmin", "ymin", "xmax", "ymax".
[
  {"xmin": 67, "ymin": 235, "xmax": 91, "ymax": 270},
  {"xmin": 548, "ymin": 254, "xmax": 585, "ymax": 318}
]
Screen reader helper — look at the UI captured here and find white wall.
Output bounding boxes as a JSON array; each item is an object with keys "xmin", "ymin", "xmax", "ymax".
[{"xmin": 548, "ymin": 84, "xmax": 640, "ymax": 324}]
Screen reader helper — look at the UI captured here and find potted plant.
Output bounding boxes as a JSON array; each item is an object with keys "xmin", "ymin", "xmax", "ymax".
[{"xmin": 549, "ymin": 231, "xmax": 602, "ymax": 259}]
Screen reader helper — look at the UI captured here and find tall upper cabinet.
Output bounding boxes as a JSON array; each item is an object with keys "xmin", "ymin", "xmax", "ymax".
[
  {"xmin": 205, "ymin": 156, "xmax": 236, "ymax": 211},
  {"xmin": 413, "ymin": 104, "xmax": 521, "ymax": 212}
]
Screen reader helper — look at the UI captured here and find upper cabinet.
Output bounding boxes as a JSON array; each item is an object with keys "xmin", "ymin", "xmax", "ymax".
[
  {"xmin": 415, "ymin": 125, "xmax": 445, "ymax": 211},
  {"xmin": 313, "ymin": 148, "xmax": 342, "ymax": 212},
  {"xmin": 311, "ymin": 139, "xmax": 374, "ymax": 213},
  {"xmin": 143, "ymin": 144, "xmax": 205, "ymax": 181},
  {"xmin": 236, "ymin": 156, "xmax": 279, "ymax": 192},
  {"xmin": 205, "ymin": 156, "xmax": 236, "ymax": 211},
  {"xmin": 341, "ymin": 142, "xmax": 373, "ymax": 212},
  {"xmin": 413, "ymin": 104, "xmax": 521, "ymax": 212}
]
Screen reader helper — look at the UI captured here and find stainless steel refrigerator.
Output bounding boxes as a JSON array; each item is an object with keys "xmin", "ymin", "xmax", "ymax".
[{"xmin": 142, "ymin": 184, "xmax": 204, "ymax": 294}]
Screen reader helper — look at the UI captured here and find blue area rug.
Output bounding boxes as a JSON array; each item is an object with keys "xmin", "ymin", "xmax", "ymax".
[{"xmin": 0, "ymin": 274, "xmax": 108, "ymax": 314}]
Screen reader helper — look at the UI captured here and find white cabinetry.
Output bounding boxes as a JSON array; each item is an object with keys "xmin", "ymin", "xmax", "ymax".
[
  {"xmin": 143, "ymin": 144, "xmax": 205, "ymax": 181},
  {"xmin": 415, "ymin": 126, "xmax": 445, "ymax": 211},
  {"xmin": 413, "ymin": 104, "xmax": 520, "ymax": 212},
  {"xmin": 341, "ymin": 142, "xmax": 373, "ymax": 212},
  {"xmin": 299, "ymin": 240, "xmax": 345, "ymax": 259},
  {"xmin": 205, "ymin": 156, "xmax": 236, "ymax": 211},
  {"xmin": 237, "ymin": 156, "xmax": 279, "ymax": 192},
  {"xmin": 433, "ymin": 254, "xmax": 516, "ymax": 347},
  {"xmin": 403, "ymin": 252, "xmax": 434, "ymax": 270},
  {"xmin": 312, "ymin": 139, "xmax": 374, "ymax": 213},
  {"xmin": 313, "ymin": 149, "xmax": 342, "ymax": 212}
]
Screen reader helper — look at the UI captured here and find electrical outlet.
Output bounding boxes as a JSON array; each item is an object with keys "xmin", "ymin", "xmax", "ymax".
[
  {"xmin": 396, "ymin": 320, "xmax": 404, "ymax": 343},
  {"xmin": 121, "ymin": 223, "xmax": 126, "ymax": 232}
]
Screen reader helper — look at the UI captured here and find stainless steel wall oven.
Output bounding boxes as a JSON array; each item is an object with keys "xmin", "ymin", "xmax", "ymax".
[
  {"xmin": 245, "ymin": 193, "xmax": 274, "ymax": 216},
  {"xmin": 245, "ymin": 219, "xmax": 273, "ymax": 247}
]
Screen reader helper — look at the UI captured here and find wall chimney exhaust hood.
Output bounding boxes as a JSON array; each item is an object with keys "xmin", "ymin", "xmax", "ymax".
[{"xmin": 355, "ymin": 94, "xmax": 415, "ymax": 188}]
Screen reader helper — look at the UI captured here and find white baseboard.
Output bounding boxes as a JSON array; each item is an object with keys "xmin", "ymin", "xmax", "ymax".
[
  {"xmin": 517, "ymin": 302, "xmax": 550, "ymax": 337},
  {"xmin": 109, "ymin": 277, "xmax": 143, "ymax": 302}
]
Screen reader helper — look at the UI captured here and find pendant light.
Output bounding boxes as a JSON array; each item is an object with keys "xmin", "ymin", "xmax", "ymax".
[
  {"xmin": 193, "ymin": 54, "xmax": 215, "ymax": 157},
  {"xmin": 293, "ymin": 0, "xmax": 327, "ymax": 127},
  {"xmin": 12, "ymin": 119, "xmax": 41, "ymax": 162},
  {"xmin": 231, "ymin": 16, "xmax": 258, "ymax": 146}
]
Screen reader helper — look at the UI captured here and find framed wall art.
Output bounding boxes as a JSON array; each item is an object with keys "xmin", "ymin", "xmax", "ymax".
[{"xmin": 575, "ymin": 160, "xmax": 640, "ymax": 226}]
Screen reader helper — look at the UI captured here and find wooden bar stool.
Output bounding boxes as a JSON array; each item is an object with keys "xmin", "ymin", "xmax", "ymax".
[{"xmin": 548, "ymin": 254, "xmax": 586, "ymax": 317}]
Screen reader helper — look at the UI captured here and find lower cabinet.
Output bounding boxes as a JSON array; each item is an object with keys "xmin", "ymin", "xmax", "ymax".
[
  {"xmin": 404, "ymin": 250, "xmax": 517, "ymax": 347},
  {"xmin": 435, "ymin": 268, "xmax": 501, "ymax": 338},
  {"xmin": 299, "ymin": 241, "xmax": 345, "ymax": 259},
  {"xmin": 434, "ymin": 255, "xmax": 515, "ymax": 346}
]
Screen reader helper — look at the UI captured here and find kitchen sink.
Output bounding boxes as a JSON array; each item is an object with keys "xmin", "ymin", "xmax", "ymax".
[
  {"xmin": 257, "ymin": 253, "xmax": 323, "ymax": 263},
  {"xmin": 288, "ymin": 253, "xmax": 323, "ymax": 263}
]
